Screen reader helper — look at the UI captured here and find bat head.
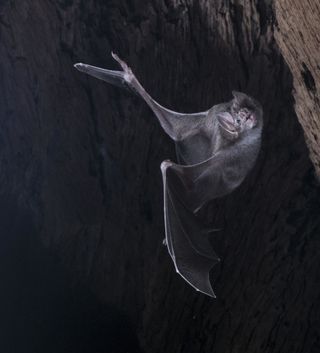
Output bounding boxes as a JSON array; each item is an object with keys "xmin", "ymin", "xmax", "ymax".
[
  {"xmin": 218, "ymin": 91, "xmax": 263, "ymax": 141},
  {"xmin": 231, "ymin": 91, "xmax": 263, "ymax": 130}
]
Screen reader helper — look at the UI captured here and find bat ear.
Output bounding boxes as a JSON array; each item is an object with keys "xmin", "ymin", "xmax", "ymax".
[{"xmin": 232, "ymin": 91, "xmax": 249, "ymax": 103}]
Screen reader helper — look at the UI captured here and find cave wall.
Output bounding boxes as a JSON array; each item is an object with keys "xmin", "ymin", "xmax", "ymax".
[
  {"xmin": 0, "ymin": 1, "xmax": 319, "ymax": 352},
  {"xmin": 275, "ymin": 0, "xmax": 320, "ymax": 175}
]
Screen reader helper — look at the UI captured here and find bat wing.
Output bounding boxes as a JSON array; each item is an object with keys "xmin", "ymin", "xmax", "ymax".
[
  {"xmin": 160, "ymin": 147, "xmax": 249, "ymax": 296},
  {"xmin": 161, "ymin": 161, "xmax": 221, "ymax": 297},
  {"xmin": 74, "ymin": 55, "xmax": 208, "ymax": 141}
]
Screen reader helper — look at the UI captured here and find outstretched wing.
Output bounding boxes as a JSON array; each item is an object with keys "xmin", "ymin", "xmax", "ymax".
[
  {"xmin": 161, "ymin": 161, "xmax": 221, "ymax": 297},
  {"xmin": 160, "ymin": 145, "xmax": 249, "ymax": 296},
  {"xmin": 74, "ymin": 54, "xmax": 208, "ymax": 141}
]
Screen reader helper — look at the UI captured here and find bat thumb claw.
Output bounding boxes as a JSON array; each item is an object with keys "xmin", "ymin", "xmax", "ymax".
[{"xmin": 111, "ymin": 51, "xmax": 119, "ymax": 61}]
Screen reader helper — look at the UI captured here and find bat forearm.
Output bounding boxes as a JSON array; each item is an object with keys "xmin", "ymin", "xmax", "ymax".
[
  {"xmin": 75, "ymin": 56, "xmax": 207, "ymax": 141},
  {"xmin": 129, "ymin": 77, "xmax": 182, "ymax": 141}
]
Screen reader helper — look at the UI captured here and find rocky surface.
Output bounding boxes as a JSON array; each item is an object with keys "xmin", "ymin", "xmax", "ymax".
[
  {"xmin": 0, "ymin": 1, "xmax": 319, "ymax": 352},
  {"xmin": 275, "ymin": 0, "xmax": 320, "ymax": 175}
]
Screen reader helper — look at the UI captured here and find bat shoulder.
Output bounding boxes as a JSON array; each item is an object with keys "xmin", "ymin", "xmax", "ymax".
[{"xmin": 207, "ymin": 102, "xmax": 231, "ymax": 116}]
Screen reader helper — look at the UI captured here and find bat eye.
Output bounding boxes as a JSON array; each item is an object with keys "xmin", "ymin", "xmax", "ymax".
[{"xmin": 246, "ymin": 115, "xmax": 257, "ymax": 128}]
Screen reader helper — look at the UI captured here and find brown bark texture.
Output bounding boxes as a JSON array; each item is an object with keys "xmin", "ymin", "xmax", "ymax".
[{"xmin": 0, "ymin": 0, "xmax": 319, "ymax": 352}]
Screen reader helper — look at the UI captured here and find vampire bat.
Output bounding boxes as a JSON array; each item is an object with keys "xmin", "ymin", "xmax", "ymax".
[{"xmin": 74, "ymin": 53, "xmax": 263, "ymax": 297}]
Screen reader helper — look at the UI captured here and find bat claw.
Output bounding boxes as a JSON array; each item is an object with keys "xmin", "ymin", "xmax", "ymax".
[
  {"xmin": 111, "ymin": 51, "xmax": 118, "ymax": 61},
  {"xmin": 111, "ymin": 51, "xmax": 130, "ymax": 72}
]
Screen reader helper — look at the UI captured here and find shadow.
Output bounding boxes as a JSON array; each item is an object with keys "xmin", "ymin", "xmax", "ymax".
[{"xmin": 0, "ymin": 195, "xmax": 143, "ymax": 353}]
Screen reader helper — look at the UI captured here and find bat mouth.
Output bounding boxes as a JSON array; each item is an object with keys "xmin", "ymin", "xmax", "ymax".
[{"xmin": 217, "ymin": 114, "xmax": 237, "ymax": 135}]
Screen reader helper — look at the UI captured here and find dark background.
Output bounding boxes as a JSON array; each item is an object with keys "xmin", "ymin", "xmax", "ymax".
[{"xmin": 0, "ymin": 1, "xmax": 319, "ymax": 352}]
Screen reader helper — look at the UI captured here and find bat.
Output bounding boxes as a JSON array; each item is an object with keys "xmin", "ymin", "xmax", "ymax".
[{"xmin": 74, "ymin": 53, "xmax": 263, "ymax": 297}]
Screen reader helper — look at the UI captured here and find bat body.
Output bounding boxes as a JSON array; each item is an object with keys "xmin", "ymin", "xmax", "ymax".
[{"xmin": 74, "ymin": 54, "xmax": 263, "ymax": 297}]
